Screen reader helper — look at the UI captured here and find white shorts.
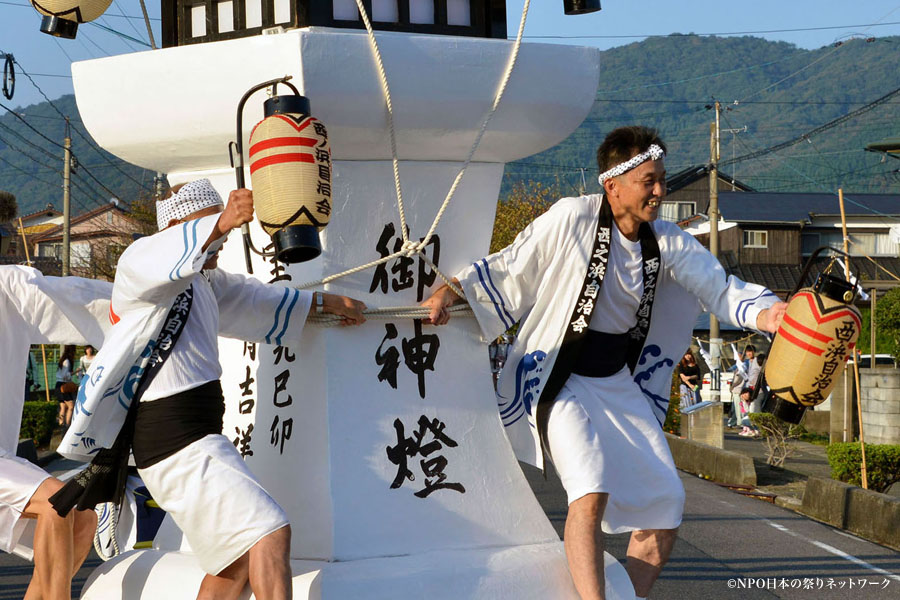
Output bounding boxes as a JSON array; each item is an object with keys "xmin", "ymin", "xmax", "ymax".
[
  {"xmin": 546, "ymin": 369, "xmax": 685, "ymax": 534},
  {"xmin": 138, "ymin": 434, "xmax": 289, "ymax": 575},
  {"xmin": 0, "ymin": 455, "xmax": 51, "ymax": 554}
]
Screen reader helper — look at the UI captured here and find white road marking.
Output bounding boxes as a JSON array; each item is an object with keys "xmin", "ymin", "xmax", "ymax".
[{"xmin": 766, "ymin": 520, "xmax": 900, "ymax": 582}]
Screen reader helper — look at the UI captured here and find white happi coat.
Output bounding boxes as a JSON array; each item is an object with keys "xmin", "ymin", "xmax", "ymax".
[
  {"xmin": 60, "ymin": 214, "xmax": 313, "ymax": 461},
  {"xmin": 457, "ymin": 194, "xmax": 778, "ymax": 469},
  {"xmin": 0, "ymin": 266, "xmax": 111, "ymax": 554}
]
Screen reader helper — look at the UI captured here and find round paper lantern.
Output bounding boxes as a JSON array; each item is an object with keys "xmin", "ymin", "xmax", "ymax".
[
  {"xmin": 248, "ymin": 95, "xmax": 332, "ymax": 264},
  {"xmin": 31, "ymin": 0, "xmax": 113, "ymax": 38},
  {"xmin": 763, "ymin": 273, "xmax": 861, "ymax": 423}
]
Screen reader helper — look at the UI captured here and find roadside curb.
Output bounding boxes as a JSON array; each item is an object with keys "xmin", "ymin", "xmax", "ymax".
[
  {"xmin": 798, "ymin": 476, "xmax": 900, "ymax": 552},
  {"xmin": 665, "ymin": 433, "xmax": 756, "ymax": 487}
]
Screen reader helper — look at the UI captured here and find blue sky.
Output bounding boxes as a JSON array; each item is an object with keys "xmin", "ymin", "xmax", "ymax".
[{"xmin": 1, "ymin": 0, "xmax": 899, "ymax": 108}]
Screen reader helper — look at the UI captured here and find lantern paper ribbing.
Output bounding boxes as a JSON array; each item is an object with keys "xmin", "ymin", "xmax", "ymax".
[
  {"xmin": 249, "ymin": 113, "xmax": 332, "ymax": 240},
  {"xmin": 766, "ymin": 288, "xmax": 861, "ymax": 408},
  {"xmin": 31, "ymin": 0, "xmax": 112, "ymax": 24}
]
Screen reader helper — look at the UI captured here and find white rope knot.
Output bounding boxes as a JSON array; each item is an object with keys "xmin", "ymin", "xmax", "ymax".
[
  {"xmin": 401, "ymin": 239, "xmax": 424, "ymax": 258},
  {"xmin": 597, "ymin": 144, "xmax": 666, "ymax": 185}
]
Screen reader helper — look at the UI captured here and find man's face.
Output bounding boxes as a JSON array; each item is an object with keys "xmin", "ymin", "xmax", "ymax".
[
  {"xmin": 746, "ymin": 350, "xmax": 755, "ymax": 360},
  {"xmin": 166, "ymin": 205, "xmax": 224, "ymax": 269},
  {"xmin": 606, "ymin": 158, "xmax": 666, "ymax": 224}
]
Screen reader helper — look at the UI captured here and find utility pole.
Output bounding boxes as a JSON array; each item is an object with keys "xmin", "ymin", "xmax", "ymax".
[
  {"xmin": 708, "ymin": 102, "xmax": 722, "ymax": 396},
  {"xmin": 62, "ymin": 118, "xmax": 71, "ymax": 277}
]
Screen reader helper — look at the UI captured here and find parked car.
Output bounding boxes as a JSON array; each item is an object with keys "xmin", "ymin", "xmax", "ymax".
[
  {"xmin": 699, "ymin": 371, "xmax": 735, "ymax": 402},
  {"xmin": 858, "ymin": 354, "xmax": 897, "ymax": 369}
]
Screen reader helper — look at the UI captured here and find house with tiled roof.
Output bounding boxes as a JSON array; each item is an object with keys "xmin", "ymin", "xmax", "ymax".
[
  {"xmin": 31, "ymin": 201, "xmax": 145, "ymax": 280},
  {"xmin": 660, "ymin": 165, "xmax": 753, "ymax": 223},
  {"xmin": 691, "ymin": 191, "xmax": 900, "ymax": 296}
]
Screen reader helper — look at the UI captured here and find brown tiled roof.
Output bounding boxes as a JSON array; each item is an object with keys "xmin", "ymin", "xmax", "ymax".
[{"xmin": 726, "ymin": 257, "xmax": 900, "ymax": 295}]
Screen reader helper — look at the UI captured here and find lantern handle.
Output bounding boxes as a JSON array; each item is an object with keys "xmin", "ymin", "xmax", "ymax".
[
  {"xmin": 791, "ymin": 246, "xmax": 860, "ymax": 301},
  {"xmin": 232, "ymin": 75, "xmax": 298, "ymax": 273}
]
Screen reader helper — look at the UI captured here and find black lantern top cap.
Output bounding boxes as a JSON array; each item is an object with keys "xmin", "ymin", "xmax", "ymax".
[{"xmin": 564, "ymin": 0, "xmax": 601, "ymax": 15}]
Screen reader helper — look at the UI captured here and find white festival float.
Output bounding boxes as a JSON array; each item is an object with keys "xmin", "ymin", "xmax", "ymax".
[{"xmin": 68, "ymin": 21, "xmax": 634, "ymax": 599}]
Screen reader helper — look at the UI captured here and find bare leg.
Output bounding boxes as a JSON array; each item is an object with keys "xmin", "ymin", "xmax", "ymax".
[
  {"xmin": 625, "ymin": 528, "xmax": 678, "ymax": 598},
  {"xmin": 248, "ymin": 525, "xmax": 292, "ymax": 600},
  {"xmin": 197, "ymin": 553, "xmax": 249, "ymax": 600},
  {"xmin": 22, "ymin": 478, "xmax": 76, "ymax": 600},
  {"xmin": 564, "ymin": 493, "xmax": 608, "ymax": 600},
  {"xmin": 72, "ymin": 509, "xmax": 98, "ymax": 574},
  {"xmin": 62, "ymin": 401, "xmax": 74, "ymax": 427}
]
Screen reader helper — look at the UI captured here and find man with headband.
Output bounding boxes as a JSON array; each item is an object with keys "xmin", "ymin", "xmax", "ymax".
[
  {"xmin": 423, "ymin": 126, "xmax": 787, "ymax": 599},
  {"xmin": 55, "ymin": 180, "xmax": 367, "ymax": 600}
]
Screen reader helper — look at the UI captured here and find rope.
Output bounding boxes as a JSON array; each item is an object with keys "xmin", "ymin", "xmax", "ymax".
[
  {"xmin": 295, "ymin": 1, "xmax": 532, "ymax": 299},
  {"xmin": 352, "ymin": 0, "xmax": 408, "ymax": 244},
  {"xmin": 93, "ymin": 502, "xmax": 121, "ymax": 560},
  {"xmin": 308, "ymin": 303, "xmax": 474, "ymax": 327}
]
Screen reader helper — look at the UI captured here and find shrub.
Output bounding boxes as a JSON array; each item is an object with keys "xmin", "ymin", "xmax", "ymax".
[
  {"xmin": 663, "ymin": 369, "xmax": 681, "ymax": 435},
  {"xmin": 20, "ymin": 401, "xmax": 58, "ymax": 447},
  {"xmin": 750, "ymin": 413, "xmax": 804, "ymax": 467},
  {"xmin": 827, "ymin": 442, "xmax": 900, "ymax": 494}
]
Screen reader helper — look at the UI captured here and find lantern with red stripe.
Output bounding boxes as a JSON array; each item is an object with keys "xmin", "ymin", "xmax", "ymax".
[
  {"xmin": 248, "ymin": 94, "xmax": 331, "ymax": 263},
  {"xmin": 763, "ymin": 273, "xmax": 861, "ymax": 423},
  {"xmin": 31, "ymin": 0, "xmax": 113, "ymax": 38}
]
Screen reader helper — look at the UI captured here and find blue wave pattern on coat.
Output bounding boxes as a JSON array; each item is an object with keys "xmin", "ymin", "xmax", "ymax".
[
  {"xmin": 498, "ymin": 350, "xmax": 547, "ymax": 427},
  {"xmin": 632, "ymin": 344, "xmax": 674, "ymax": 426}
]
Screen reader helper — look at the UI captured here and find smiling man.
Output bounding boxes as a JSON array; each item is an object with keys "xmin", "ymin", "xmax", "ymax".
[{"xmin": 423, "ymin": 126, "xmax": 787, "ymax": 599}]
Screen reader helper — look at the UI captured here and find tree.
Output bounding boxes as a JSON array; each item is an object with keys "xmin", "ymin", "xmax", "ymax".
[
  {"xmin": 875, "ymin": 287, "xmax": 900, "ymax": 358},
  {"xmin": 0, "ymin": 190, "xmax": 16, "ymax": 223},
  {"xmin": 489, "ymin": 180, "xmax": 560, "ymax": 254}
]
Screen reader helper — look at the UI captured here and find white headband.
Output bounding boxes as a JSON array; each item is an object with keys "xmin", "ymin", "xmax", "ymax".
[
  {"xmin": 156, "ymin": 179, "xmax": 224, "ymax": 230},
  {"xmin": 597, "ymin": 144, "xmax": 666, "ymax": 185}
]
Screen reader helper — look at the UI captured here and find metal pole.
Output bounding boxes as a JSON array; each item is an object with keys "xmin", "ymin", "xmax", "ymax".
[
  {"xmin": 870, "ymin": 288, "xmax": 876, "ymax": 363},
  {"xmin": 138, "ymin": 0, "xmax": 158, "ymax": 49},
  {"xmin": 62, "ymin": 121, "xmax": 71, "ymax": 277}
]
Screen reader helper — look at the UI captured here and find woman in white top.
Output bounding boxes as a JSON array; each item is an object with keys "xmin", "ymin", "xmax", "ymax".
[{"xmin": 76, "ymin": 345, "xmax": 96, "ymax": 377}]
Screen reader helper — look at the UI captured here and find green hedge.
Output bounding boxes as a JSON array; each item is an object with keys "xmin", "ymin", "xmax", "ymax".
[
  {"xmin": 20, "ymin": 402, "xmax": 57, "ymax": 447},
  {"xmin": 827, "ymin": 442, "xmax": 900, "ymax": 494}
]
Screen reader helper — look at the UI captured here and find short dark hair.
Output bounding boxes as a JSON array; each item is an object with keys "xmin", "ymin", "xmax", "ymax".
[
  {"xmin": 744, "ymin": 344, "xmax": 756, "ymax": 353},
  {"xmin": 596, "ymin": 126, "xmax": 667, "ymax": 173}
]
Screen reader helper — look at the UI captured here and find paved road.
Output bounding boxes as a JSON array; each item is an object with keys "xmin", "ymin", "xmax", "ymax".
[{"xmin": 2, "ymin": 461, "xmax": 898, "ymax": 599}]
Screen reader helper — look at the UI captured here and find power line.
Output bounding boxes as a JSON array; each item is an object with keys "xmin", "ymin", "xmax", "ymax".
[
  {"xmin": 69, "ymin": 122, "xmax": 152, "ymax": 192},
  {"xmin": 722, "ymin": 86, "xmax": 900, "ymax": 167},
  {"xmin": 88, "ymin": 21, "xmax": 152, "ymax": 48}
]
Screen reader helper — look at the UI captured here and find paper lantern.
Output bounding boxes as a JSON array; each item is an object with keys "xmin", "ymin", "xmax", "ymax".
[
  {"xmin": 564, "ymin": 0, "xmax": 601, "ymax": 15},
  {"xmin": 763, "ymin": 273, "xmax": 861, "ymax": 423},
  {"xmin": 248, "ymin": 94, "xmax": 332, "ymax": 264},
  {"xmin": 31, "ymin": 0, "xmax": 113, "ymax": 39}
]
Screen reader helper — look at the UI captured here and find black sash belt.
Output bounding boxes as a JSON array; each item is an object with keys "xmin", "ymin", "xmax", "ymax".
[
  {"xmin": 571, "ymin": 330, "xmax": 630, "ymax": 378},
  {"xmin": 132, "ymin": 380, "xmax": 225, "ymax": 469}
]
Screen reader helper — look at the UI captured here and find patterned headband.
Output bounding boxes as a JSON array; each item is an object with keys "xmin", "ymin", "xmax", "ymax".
[
  {"xmin": 156, "ymin": 179, "xmax": 224, "ymax": 230},
  {"xmin": 597, "ymin": 144, "xmax": 666, "ymax": 185}
]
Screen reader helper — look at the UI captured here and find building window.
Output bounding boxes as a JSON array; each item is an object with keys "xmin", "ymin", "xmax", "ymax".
[
  {"xmin": 659, "ymin": 201, "xmax": 696, "ymax": 223},
  {"xmin": 743, "ymin": 230, "xmax": 767, "ymax": 248}
]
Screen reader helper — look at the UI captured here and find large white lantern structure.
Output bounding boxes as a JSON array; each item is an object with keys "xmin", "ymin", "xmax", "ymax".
[{"xmin": 31, "ymin": 0, "xmax": 113, "ymax": 39}]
